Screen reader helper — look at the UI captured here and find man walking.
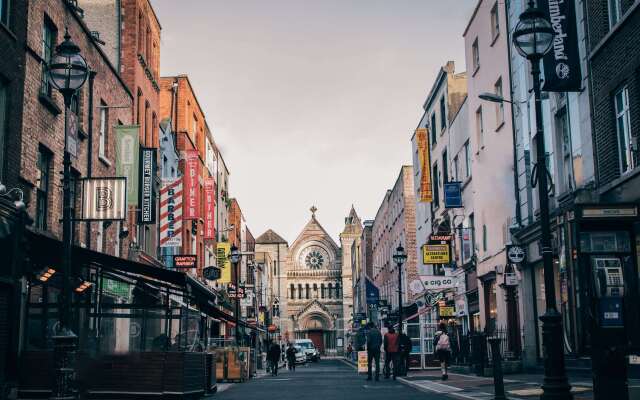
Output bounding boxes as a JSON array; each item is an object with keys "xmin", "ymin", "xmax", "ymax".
[
  {"xmin": 286, "ymin": 343, "xmax": 297, "ymax": 371},
  {"xmin": 268, "ymin": 341, "xmax": 281, "ymax": 376},
  {"xmin": 398, "ymin": 330, "xmax": 412, "ymax": 376},
  {"xmin": 365, "ymin": 322, "xmax": 382, "ymax": 381},
  {"xmin": 383, "ymin": 326, "xmax": 400, "ymax": 379}
]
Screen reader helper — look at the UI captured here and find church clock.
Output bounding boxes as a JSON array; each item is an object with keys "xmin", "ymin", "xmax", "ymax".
[{"xmin": 299, "ymin": 245, "xmax": 329, "ymax": 270}]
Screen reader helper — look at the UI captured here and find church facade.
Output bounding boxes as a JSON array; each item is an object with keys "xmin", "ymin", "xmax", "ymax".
[{"xmin": 256, "ymin": 207, "xmax": 362, "ymax": 355}]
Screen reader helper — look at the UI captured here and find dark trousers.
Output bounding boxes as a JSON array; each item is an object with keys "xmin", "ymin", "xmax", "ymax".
[
  {"xmin": 384, "ymin": 352, "xmax": 399, "ymax": 378},
  {"xmin": 367, "ymin": 350, "xmax": 380, "ymax": 379},
  {"xmin": 288, "ymin": 358, "xmax": 296, "ymax": 371}
]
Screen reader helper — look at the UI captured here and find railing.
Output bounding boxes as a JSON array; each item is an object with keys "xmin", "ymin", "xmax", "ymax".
[{"xmin": 450, "ymin": 327, "xmax": 523, "ymax": 370}]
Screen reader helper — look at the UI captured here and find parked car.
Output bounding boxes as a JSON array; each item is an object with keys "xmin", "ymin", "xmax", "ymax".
[
  {"xmin": 293, "ymin": 345, "xmax": 307, "ymax": 365},
  {"xmin": 295, "ymin": 339, "xmax": 320, "ymax": 362}
]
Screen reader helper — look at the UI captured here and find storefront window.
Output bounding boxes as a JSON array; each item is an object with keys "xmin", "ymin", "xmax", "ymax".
[{"xmin": 580, "ymin": 231, "xmax": 631, "ymax": 253}]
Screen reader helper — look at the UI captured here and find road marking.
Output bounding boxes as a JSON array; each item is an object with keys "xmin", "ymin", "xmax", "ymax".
[
  {"xmin": 449, "ymin": 392, "xmax": 494, "ymax": 400},
  {"xmin": 398, "ymin": 377, "xmax": 463, "ymax": 393}
]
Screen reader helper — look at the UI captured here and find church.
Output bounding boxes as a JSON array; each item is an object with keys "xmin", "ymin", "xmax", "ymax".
[{"xmin": 255, "ymin": 206, "xmax": 362, "ymax": 355}]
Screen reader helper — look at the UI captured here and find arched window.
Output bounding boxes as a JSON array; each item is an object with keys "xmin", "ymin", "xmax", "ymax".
[
  {"xmin": 328, "ymin": 283, "xmax": 333, "ymax": 299},
  {"xmin": 313, "ymin": 283, "xmax": 318, "ymax": 298},
  {"xmin": 298, "ymin": 284, "xmax": 303, "ymax": 300},
  {"xmin": 321, "ymin": 284, "xmax": 325, "ymax": 299},
  {"xmin": 290, "ymin": 284, "xmax": 295, "ymax": 299},
  {"xmin": 305, "ymin": 284, "xmax": 310, "ymax": 299},
  {"xmin": 335, "ymin": 282, "xmax": 341, "ymax": 298}
]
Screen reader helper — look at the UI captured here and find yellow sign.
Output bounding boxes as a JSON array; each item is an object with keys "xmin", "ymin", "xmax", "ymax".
[
  {"xmin": 439, "ymin": 306, "xmax": 455, "ymax": 317},
  {"xmin": 416, "ymin": 128, "xmax": 432, "ymax": 202},
  {"xmin": 423, "ymin": 244, "xmax": 450, "ymax": 264},
  {"xmin": 357, "ymin": 351, "xmax": 368, "ymax": 373},
  {"xmin": 216, "ymin": 242, "xmax": 231, "ymax": 284}
]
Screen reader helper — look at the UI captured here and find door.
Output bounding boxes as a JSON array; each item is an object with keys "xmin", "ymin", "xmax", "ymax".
[{"xmin": 308, "ymin": 330, "xmax": 324, "ymax": 354}]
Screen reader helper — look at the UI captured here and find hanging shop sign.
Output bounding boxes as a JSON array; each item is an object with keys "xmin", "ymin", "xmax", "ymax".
[
  {"xmin": 504, "ymin": 272, "xmax": 519, "ymax": 286},
  {"xmin": 539, "ymin": 0, "xmax": 582, "ymax": 92},
  {"xmin": 443, "ymin": 182, "xmax": 463, "ymax": 208},
  {"xmin": 204, "ymin": 177, "xmax": 215, "ymax": 239},
  {"xmin": 160, "ymin": 178, "xmax": 183, "ymax": 248},
  {"xmin": 365, "ymin": 278, "xmax": 380, "ymax": 305},
  {"xmin": 227, "ymin": 283, "xmax": 246, "ymax": 299},
  {"xmin": 415, "ymin": 127, "xmax": 432, "ymax": 202},
  {"xmin": 115, "ymin": 125, "xmax": 140, "ymax": 205},
  {"xmin": 80, "ymin": 177, "xmax": 127, "ymax": 220},
  {"xmin": 216, "ymin": 242, "xmax": 231, "ymax": 284},
  {"xmin": 183, "ymin": 149, "xmax": 200, "ymax": 220},
  {"xmin": 423, "ymin": 244, "xmax": 450, "ymax": 264},
  {"xmin": 174, "ymin": 255, "xmax": 197, "ymax": 269},
  {"xmin": 203, "ymin": 266, "xmax": 221, "ymax": 280},
  {"xmin": 506, "ymin": 244, "xmax": 526, "ymax": 264},
  {"xmin": 420, "ymin": 276, "xmax": 456, "ymax": 291},
  {"xmin": 439, "ymin": 306, "xmax": 455, "ymax": 317},
  {"xmin": 138, "ymin": 147, "xmax": 156, "ymax": 224}
]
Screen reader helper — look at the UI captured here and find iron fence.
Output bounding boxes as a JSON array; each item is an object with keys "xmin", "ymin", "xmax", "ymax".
[{"xmin": 450, "ymin": 327, "xmax": 523, "ymax": 370}]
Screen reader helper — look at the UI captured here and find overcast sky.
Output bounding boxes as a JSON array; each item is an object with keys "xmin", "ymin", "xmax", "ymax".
[{"xmin": 153, "ymin": 0, "xmax": 476, "ymax": 243}]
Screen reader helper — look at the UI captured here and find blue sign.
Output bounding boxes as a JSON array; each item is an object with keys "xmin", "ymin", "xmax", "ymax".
[
  {"xmin": 444, "ymin": 182, "xmax": 463, "ymax": 208},
  {"xmin": 365, "ymin": 278, "xmax": 380, "ymax": 305}
]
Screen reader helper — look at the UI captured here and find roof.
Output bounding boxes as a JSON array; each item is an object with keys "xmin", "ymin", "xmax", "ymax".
[{"xmin": 256, "ymin": 229, "xmax": 288, "ymax": 244}]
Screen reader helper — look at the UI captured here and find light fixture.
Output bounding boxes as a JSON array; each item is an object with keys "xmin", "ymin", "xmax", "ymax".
[
  {"xmin": 230, "ymin": 245, "xmax": 241, "ymax": 264},
  {"xmin": 478, "ymin": 92, "xmax": 506, "ymax": 103},
  {"xmin": 392, "ymin": 245, "xmax": 407, "ymax": 265},
  {"xmin": 48, "ymin": 29, "xmax": 89, "ymax": 100},
  {"xmin": 512, "ymin": 1, "xmax": 555, "ymax": 60},
  {"xmin": 75, "ymin": 280, "xmax": 93, "ymax": 293},
  {"xmin": 37, "ymin": 267, "xmax": 57, "ymax": 282}
]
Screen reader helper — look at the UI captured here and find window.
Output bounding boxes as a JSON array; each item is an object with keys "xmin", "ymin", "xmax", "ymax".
[
  {"xmin": 482, "ymin": 224, "xmax": 488, "ymax": 252},
  {"xmin": 151, "ymin": 112, "xmax": 157, "ymax": 147},
  {"xmin": 96, "ymin": 222, "xmax": 104, "ymax": 252},
  {"xmin": 328, "ymin": 283, "xmax": 333, "ymax": 299},
  {"xmin": 99, "ymin": 100, "xmax": 108, "ymax": 158},
  {"xmin": 472, "ymin": 38, "xmax": 480, "ymax": 72},
  {"xmin": 608, "ymin": 0, "xmax": 622, "ymax": 29},
  {"xmin": 144, "ymin": 101, "xmax": 150, "ymax": 145},
  {"xmin": 36, "ymin": 148, "xmax": 52, "ymax": 230},
  {"xmin": 41, "ymin": 17, "xmax": 57, "ymax": 97},
  {"xmin": 490, "ymin": 2, "xmax": 499, "ymax": 40},
  {"xmin": 321, "ymin": 283, "xmax": 325, "ymax": 299},
  {"xmin": 615, "ymin": 86, "xmax": 634, "ymax": 173},
  {"xmin": 453, "ymin": 155, "xmax": 459, "ymax": 181},
  {"xmin": 432, "ymin": 163, "xmax": 440, "ymax": 208},
  {"xmin": 475, "ymin": 106, "xmax": 484, "ymax": 149},
  {"xmin": 298, "ymin": 284, "xmax": 302, "ymax": 299},
  {"xmin": 290, "ymin": 284, "xmax": 295, "ymax": 299},
  {"xmin": 138, "ymin": 11, "xmax": 145, "ymax": 58},
  {"xmin": 464, "ymin": 140, "xmax": 472, "ymax": 177},
  {"xmin": 439, "ymin": 96, "xmax": 446, "ymax": 130},
  {"xmin": 430, "ymin": 113, "xmax": 437, "ymax": 144},
  {"xmin": 305, "ymin": 284, "xmax": 310, "ymax": 299},
  {"xmin": 494, "ymin": 77, "xmax": 504, "ymax": 126},
  {"xmin": 555, "ymin": 107, "xmax": 574, "ymax": 192},
  {"xmin": 0, "ymin": 80, "xmax": 7, "ymax": 179},
  {"xmin": 192, "ymin": 114, "xmax": 197, "ymax": 136},
  {"xmin": 442, "ymin": 149, "xmax": 449, "ymax": 184},
  {"xmin": 0, "ymin": 0, "xmax": 9, "ymax": 26}
]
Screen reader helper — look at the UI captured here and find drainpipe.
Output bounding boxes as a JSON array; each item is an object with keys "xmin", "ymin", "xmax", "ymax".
[{"xmin": 85, "ymin": 70, "xmax": 97, "ymax": 250}]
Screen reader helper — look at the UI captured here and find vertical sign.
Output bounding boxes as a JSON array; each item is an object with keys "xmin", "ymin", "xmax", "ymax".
[
  {"xmin": 183, "ymin": 149, "xmax": 200, "ymax": 220},
  {"xmin": 539, "ymin": 0, "xmax": 582, "ymax": 92},
  {"xmin": 416, "ymin": 128, "xmax": 432, "ymax": 202},
  {"xmin": 115, "ymin": 125, "xmax": 140, "ymax": 205},
  {"xmin": 160, "ymin": 178, "xmax": 183, "ymax": 248},
  {"xmin": 217, "ymin": 242, "xmax": 231, "ymax": 284},
  {"xmin": 460, "ymin": 228, "xmax": 473, "ymax": 265},
  {"xmin": 203, "ymin": 177, "xmax": 215, "ymax": 239},
  {"xmin": 66, "ymin": 110, "xmax": 78, "ymax": 157},
  {"xmin": 138, "ymin": 147, "xmax": 156, "ymax": 224}
]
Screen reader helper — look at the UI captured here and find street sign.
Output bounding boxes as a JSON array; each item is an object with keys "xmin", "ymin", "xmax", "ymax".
[
  {"xmin": 423, "ymin": 244, "xmax": 450, "ymax": 264},
  {"xmin": 174, "ymin": 255, "xmax": 197, "ymax": 269},
  {"xmin": 203, "ymin": 266, "xmax": 221, "ymax": 280},
  {"xmin": 506, "ymin": 245, "xmax": 526, "ymax": 264}
]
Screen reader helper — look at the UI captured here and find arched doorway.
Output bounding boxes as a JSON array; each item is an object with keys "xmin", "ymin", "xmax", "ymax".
[{"xmin": 306, "ymin": 316, "xmax": 326, "ymax": 354}]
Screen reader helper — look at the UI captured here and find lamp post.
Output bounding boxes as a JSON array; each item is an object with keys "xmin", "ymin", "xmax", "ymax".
[
  {"xmin": 230, "ymin": 244, "xmax": 242, "ymax": 345},
  {"xmin": 392, "ymin": 246, "xmax": 407, "ymax": 332},
  {"xmin": 512, "ymin": 2, "xmax": 572, "ymax": 399},
  {"xmin": 48, "ymin": 29, "xmax": 89, "ymax": 400}
]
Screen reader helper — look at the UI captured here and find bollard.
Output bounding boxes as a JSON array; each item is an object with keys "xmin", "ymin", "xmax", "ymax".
[{"xmin": 488, "ymin": 337, "xmax": 507, "ymax": 400}]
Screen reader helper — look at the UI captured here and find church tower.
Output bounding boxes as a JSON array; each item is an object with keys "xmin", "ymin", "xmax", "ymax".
[{"xmin": 339, "ymin": 206, "xmax": 363, "ymax": 340}]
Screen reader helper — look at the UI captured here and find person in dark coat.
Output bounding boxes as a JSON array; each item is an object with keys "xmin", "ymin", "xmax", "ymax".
[
  {"xmin": 286, "ymin": 343, "xmax": 297, "ymax": 371},
  {"xmin": 268, "ymin": 342, "xmax": 282, "ymax": 376},
  {"xmin": 398, "ymin": 331, "xmax": 412, "ymax": 376},
  {"xmin": 365, "ymin": 322, "xmax": 382, "ymax": 381}
]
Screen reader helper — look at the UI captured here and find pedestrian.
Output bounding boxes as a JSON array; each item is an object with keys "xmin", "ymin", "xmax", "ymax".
[
  {"xmin": 433, "ymin": 322, "xmax": 452, "ymax": 380},
  {"xmin": 365, "ymin": 322, "xmax": 382, "ymax": 381},
  {"xmin": 281, "ymin": 343, "xmax": 286, "ymax": 363},
  {"xmin": 383, "ymin": 326, "xmax": 400, "ymax": 380},
  {"xmin": 268, "ymin": 341, "xmax": 281, "ymax": 376},
  {"xmin": 398, "ymin": 330, "xmax": 412, "ymax": 376},
  {"xmin": 346, "ymin": 342, "xmax": 353, "ymax": 359},
  {"xmin": 286, "ymin": 343, "xmax": 297, "ymax": 371}
]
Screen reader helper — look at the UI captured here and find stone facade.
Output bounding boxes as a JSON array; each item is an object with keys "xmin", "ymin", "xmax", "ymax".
[
  {"xmin": 339, "ymin": 207, "xmax": 362, "ymax": 338},
  {"xmin": 255, "ymin": 229, "xmax": 289, "ymax": 340}
]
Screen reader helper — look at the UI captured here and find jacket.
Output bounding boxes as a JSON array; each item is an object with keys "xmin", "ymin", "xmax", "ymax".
[
  {"xmin": 268, "ymin": 344, "xmax": 281, "ymax": 361},
  {"xmin": 399, "ymin": 333, "xmax": 412, "ymax": 354},
  {"xmin": 366, "ymin": 327, "xmax": 383, "ymax": 352},
  {"xmin": 384, "ymin": 332, "xmax": 400, "ymax": 353}
]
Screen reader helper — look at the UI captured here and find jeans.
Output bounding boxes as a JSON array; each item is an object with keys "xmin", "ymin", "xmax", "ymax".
[
  {"xmin": 367, "ymin": 350, "xmax": 381, "ymax": 379},
  {"xmin": 384, "ymin": 352, "xmax": 399, "ymax": 378}
]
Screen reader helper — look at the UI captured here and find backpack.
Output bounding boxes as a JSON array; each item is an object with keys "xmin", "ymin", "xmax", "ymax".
[{"xmin": 435, "ymin": 332, "xmax": 451, "ymax": 352}]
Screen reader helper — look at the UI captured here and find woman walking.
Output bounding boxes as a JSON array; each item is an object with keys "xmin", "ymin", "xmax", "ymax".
[{"xmin": 433, "ymin": 322, "xmax": 451, "ymax": 380}]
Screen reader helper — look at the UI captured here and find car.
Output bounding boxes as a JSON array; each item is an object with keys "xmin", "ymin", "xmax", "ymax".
[
  {"xmin": 293, "ymin": 345, "xmax": 307, "ymax": 365},
  {"xmin": 295, "ymin": 339, "xmax": 320, "ymax": 362}
]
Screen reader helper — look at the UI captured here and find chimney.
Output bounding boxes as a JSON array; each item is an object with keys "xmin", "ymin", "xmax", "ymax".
[{"xmin": 444, "ymin": 61, "xmax": 455, "ymax": 74}]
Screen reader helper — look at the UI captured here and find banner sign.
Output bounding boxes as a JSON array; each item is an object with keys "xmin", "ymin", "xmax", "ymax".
[
  {"xmin": 539, "ymin": 0, "xmax": 582, "ymax": 92},
  {"xmin": 217, "ymin": 242, "xmax": 231, "ymax": 284},
  {"xmin": 416, "ymin": 128, "xmax": 432, "ymax": 202},
  {"xmin": 115, "ymin": 125, "xmax": 140, "ymax": 205},
  {"xmin": 203, "ymin": 177, "xmax": 215, "ymax": 239},
  {"xmin": 81, "ymin": 177, "xmax": 127, "ymax": 220},
  {"xmin": 444, "ymin": 182, "xmax": 463, "ymax": 208},
  {"xmin": 138, "ymin": 147, "xmax": 156, "ymax": 224},
  {"xmin": 183, "ymin": 149, "xmax": 200, "ymax": 220},
  {"xmin": 358, "ymin": 351, "xmax": 368, "ymax": 373},
  {"xmin": 423, "ymin": 244, "xmax": 450, "ymax": 264},
  {"xmin": 160, "ymin": 178, "xmax": 183, "ymax": 248},
  {"xmin": 460, "ymin": 228, "xmax": 473, "ymax": 265},
  {"xmin": 365, "ymin": 278, "xmax": 380, "ymax": 305},
  {"xmin": 174, "ymin": 255, "xmax": 197, "ymax": 269},
  {"xmin": 420, "ymin": 276, "xmax": 456, "ymax": 291}
]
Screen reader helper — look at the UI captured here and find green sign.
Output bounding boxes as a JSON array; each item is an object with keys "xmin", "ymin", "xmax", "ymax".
[
  {"xmin": 115, "ymin": 125, "xmax": 140, "ymax": 205},
  {"xmin": 101, "ymin": 277, "xmax": 132, "ymax": 300}
]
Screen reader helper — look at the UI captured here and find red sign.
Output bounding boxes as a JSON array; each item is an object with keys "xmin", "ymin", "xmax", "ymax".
[
  {"xmin": 183, "ymin": 150, "xmax": 200, "ymax": 220},
  {"xmin": 174, "ymin": 255, "xmax": 197, "ymax": 269},
  {"xmin": 203, "ymin": 178, "xmax": 215, "ymax": 239}
]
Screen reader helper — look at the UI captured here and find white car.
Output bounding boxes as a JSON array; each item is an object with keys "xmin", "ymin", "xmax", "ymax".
[{"xmin": 294, "ymin": 339, "xmax": 320, "ymax": 362}]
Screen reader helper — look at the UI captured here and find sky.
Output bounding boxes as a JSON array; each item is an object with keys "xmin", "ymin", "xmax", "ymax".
[{"xmin": 153, "ymin": 0, "xmax": 477, "ymax": 243}]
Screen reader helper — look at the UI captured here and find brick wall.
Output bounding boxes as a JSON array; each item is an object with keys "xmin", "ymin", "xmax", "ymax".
[
  {"xmin": 21, "ymin": 0, "xmax": 132, "ymax": 255},
  {"xmin": 588, "ymin": 2, "xmax": 640, "ymax": 185}
]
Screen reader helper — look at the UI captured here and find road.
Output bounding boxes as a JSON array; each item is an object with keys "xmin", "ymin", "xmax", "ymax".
[{"xmin": 212, "ymin": 359, "xmax": 447, "ymax": 400}]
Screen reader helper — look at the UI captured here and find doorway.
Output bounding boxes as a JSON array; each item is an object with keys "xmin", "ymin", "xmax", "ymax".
[{"xmin": 308, "ymin": 330, "xmax": 324, "ymax": 354}]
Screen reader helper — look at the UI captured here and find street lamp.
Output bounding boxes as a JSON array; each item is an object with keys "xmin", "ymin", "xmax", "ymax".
[
  {"xmin": 512, "ymin": 2, "xmax": 572, "ymax": 399},
  {"xmin": 230, "ymin": 244, "xmax": 242, "ymax": 345},
  {"xmin": 392, "ymin": 245, "xmax": 407, "ymax": 331},
  {"xmin": 47, "ymin": 29, "xmax": 89, "ymax": 400}
]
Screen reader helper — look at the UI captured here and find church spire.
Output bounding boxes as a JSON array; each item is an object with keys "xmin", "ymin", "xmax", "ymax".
[{"xmin": 310, "ymin": 205, "xmax": 318, "ymax": 219}]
